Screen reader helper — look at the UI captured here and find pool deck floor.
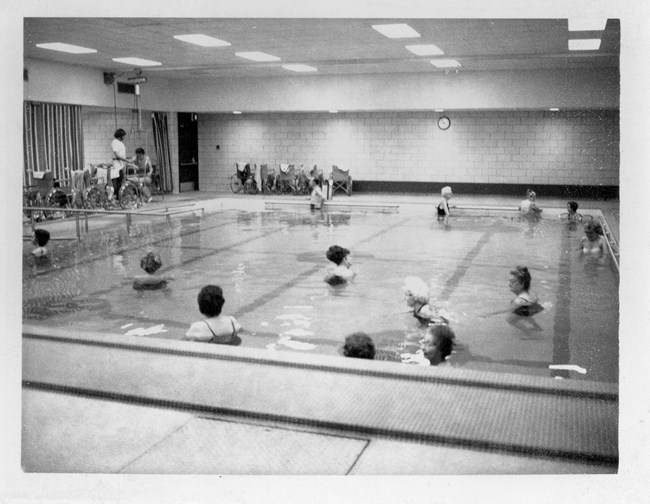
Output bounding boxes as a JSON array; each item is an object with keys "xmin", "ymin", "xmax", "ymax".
[{"xmin": 16, "ymin": 190, "xmax": 622, "ymax": 482}]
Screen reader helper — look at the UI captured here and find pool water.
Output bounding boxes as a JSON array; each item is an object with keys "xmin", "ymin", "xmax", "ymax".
[{"xmin": 23, "ymin": 208, "xmax": 619, "ymax": 383}]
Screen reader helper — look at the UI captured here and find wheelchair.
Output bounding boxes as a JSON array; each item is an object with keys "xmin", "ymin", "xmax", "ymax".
[
  {"xmin": 23, "ymin": 170, "xmax": 52, "ymax": 221},
  {"xmin": 259, "ymin": 164, "xmax": 277, "ymax": 193},
  {"xmin": 230, "ymin": 162, "xmax": 259, "ymax": 194},
  {"xmin": 275, "ymin": 163, "xmax": 298, "ymax": 194},
  {"xmin": 330, "ymin": 165, "xmax": 353, "ymax": 196},
  {"xmin": 43, "ymin": 168, "xmax": 86, "ymax": 219}
]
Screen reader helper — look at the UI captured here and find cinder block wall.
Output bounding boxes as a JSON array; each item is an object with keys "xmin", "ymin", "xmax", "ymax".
[
  {"xmin": 198, "ymin": 110, "xmax": 619, "ymax": 193},
  {"xmin": 82, "ymin": 109, "xmax": 157, "ymax": 168}
]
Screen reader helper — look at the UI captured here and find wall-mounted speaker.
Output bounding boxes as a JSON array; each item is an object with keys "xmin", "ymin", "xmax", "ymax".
[
  {"xmin": 24, "ymin": 68, "xmax": 29, "ymax": 82},
  {"xmin": 103, "ymin": 72, "xmax": 115, "ymax": 85}
]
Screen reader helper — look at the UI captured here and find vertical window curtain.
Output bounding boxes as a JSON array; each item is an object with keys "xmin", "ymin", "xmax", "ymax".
[
  {"xmin": 151, "ymin": 112, "xmax": 173, "ymax": 192},
  {"xmin": 23, "ymin": 102, "xmax": 83, "ymax": 184}
]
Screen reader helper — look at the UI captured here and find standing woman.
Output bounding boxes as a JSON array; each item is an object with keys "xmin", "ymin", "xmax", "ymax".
[{"xmin": 111, "ymin": 128, "xmax": 129, "ymax": 199}]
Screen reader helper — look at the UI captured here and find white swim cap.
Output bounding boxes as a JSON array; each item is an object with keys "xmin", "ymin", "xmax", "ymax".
[{"xmin": 441, "ymin": 186, "xmax": 453, "ymax": 196}]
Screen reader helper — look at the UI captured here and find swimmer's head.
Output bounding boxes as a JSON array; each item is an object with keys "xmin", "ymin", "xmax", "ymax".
[
  {"xmin": 567, "ymin": 201, "xmax": 579, "ymax": 213},
  {"xmin": 326, "ymin": 245, "xmax": 350, "ymax": 265},
  {"xmin": 33, "ymin": 228, "xmax": 50, "ymax": 247},
  {"xmin": 343, "ymin": 332, "xmax": 376, "ymax": 359},
  {"xmin": 527, "ymin": 190, "xmax": 537, "ymax": 201},
  {"xmin": 140, "ymin": 252, "xmax": 162, "ymax": 274},
  {"xmin": 584, "ymin": 220, "xmax": 604, "ymax": 237},
  {"xmin": 197, "ymin": 285, "xmax": 225, "ymax": 317},
  {"xmin": 420, "ymin": 324, "xmax": 455, "ymax": 365},
  {"xmin": 509, "ymin": 265, "xmax": 531, "ymax": 292},
  {"xmin": 441, "ymin": 186, "xmax": 453, "ymax": 198},
  {"xmin": 403, "ymin": 276, "xmax": 430, "ymax": 305}
]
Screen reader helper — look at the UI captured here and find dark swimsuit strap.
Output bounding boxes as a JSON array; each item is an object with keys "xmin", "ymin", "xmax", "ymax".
[
  {"xmin": 204, "ymin": 317, "xmax": 237, "ymax": 342},
  {"xmin": 204, "ymin": 320, "xmax": 218, "ymax": 338}
]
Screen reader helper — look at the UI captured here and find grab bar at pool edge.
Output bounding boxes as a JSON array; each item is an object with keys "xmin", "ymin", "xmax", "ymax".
[{"xmin": 598, "ymin": 214, "xmax": 619, "ymax": 273}]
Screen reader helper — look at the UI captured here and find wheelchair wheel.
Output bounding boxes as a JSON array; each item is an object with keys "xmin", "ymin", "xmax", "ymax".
[
  {"xmin": 294, "ymin": 178, "xmax": 307, "ymax": 195},
  {"xmin": 119, "ymin": 182, "xmax": 142, "ymax": 210},
  {"xmin": 23, "ymin": 192, "xmax": 44, "ymax": 221},
  {"xmin": 43, "ymin": 188, "xmax": 71, "ymax": 219},
  {"xmin": 69, "ymin": 188, "xmax": 85, "ymax": 209},
  {"xmin": 244, "ymin": 178, "xmax": 259, "ymax": 194},
  {"xmin": 230, "ymin": 174, "xmax": 243, "ymax": 194},
  {"xmin": 84, "ymin": 187, "xmax": 103, "ymax": 209},
  {"xmin": 277, "ymin": 180, "xmax": 294, "ymax": 195},
  {"xmin": 264, "ymin": 176, "xmax": 276, "ymax": 194}
]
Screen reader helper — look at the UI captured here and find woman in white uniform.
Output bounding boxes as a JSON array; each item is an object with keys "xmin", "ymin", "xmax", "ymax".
[{"xmin": 111, "ymin": 128, "xmax": 129, "ymax": 199}]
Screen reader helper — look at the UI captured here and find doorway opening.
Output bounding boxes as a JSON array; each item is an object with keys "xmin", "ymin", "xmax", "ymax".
[{"xmin": 178, "ymin": 112, "xmax": 198, "ymax": 192}]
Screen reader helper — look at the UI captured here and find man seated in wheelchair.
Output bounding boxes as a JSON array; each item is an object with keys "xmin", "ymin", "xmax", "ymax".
[{"xmin": 128, "ymin": 147, "xmax": 154, "ymax": 203}]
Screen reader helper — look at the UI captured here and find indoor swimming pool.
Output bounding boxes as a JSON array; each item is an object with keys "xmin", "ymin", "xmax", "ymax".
[{"xmin": 22, "ymin": 205, "xmax": 619, "ymax": 383}]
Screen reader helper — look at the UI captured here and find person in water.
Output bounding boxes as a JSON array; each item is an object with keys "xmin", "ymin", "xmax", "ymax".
[
  {"xmin": 342, "ymin": 332, "xmax": 376, "ymax": 360},
  {"xmin": 184, "ymin": 285, "xmax": 242, "ymax": 345},
  {"xmin": 324, "ymin": 245, "xmax": 356, "ymax": 286},
  {"xmin": 32, "ymin": 228, "xmax": 50, "ymax": 258},
  {"xmin": 508, "ymin": 265, "xmax": 544, "ymax": 317},
  {"xmin": 436, "ymin": 186, "xmax": 454, "ymax": 218},
  {"xmin": 579, "ymin": 221, "xmax": 606, "ymax": 255},
  {"xmin": 132, "ymin": 251, "xmax": 169, "ymax": 290},
  {"xmin": 402, "ymin": 276, "xmax": 448, "ymax": 325},
  {"xmin": 519, "ymin": 189, "xmax": 543, "ymax": 217}
]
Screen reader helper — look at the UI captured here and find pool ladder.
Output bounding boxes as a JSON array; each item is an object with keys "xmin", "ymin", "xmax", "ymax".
[{"xmin": 598, "ymin": 215, "xmax": 619, "ymax": 273}]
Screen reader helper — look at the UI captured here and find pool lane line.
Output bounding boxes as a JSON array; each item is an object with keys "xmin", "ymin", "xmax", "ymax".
[
  {"xmin": 24, "ymin": 214, "xmax": 284, "ymax": 278},
  {"xmin": 227, "ymin": 216, "xmax": 414, "ymax": 319},
  {"xmin": 437, "ymin": 226, "xmax": 495, "ymax": 302},
  {"xmin": 551, "ymin": 228, "xmax": 573, "ymax": 379},
  {"xmin": 347, "ymin": 217, "xmax": 413, "ymax": 248},
  {"xmin": 231, "ymin": 264, "xmax": 323, "ymax": 319}
]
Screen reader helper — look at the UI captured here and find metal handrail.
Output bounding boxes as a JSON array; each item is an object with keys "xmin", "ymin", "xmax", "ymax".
[
  {"xmin": 23, "ymin": 204, "xmax": 205, "ymax": 240},
  {"xmin": 598, "ymin": 214, "xmax": 620, "ymax": 273}
]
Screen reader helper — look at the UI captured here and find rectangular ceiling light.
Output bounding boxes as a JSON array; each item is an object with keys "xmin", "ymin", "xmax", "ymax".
[
  {"xmin": 36, "ymin": 42, "xmax": 97, "ymax": 54},
  {"xmin": 568, "ymin": 19, "xmax": 608, "ymax": 31},
  {"xmin": 282, "ymin": 64, "xmax": 317, "ymax": 72},
  {"xmin": 430, "ymin": 59, "xmax": 461, "ymax": 68},
  {"xmin": 112, "ymin": 57, "xmax": 162, "ymax": 66},
  {"xmin": 405, "ymin": 44, "xmax": 444, "ymax": 56},
  {"xmin": 235, "ymin": 51, "xmax": 281, "ymax": 62},
  {"xmin": 372, "ymin": 23, "xmax": 420, "ymax": 39},
  {"xmin": 568, "ymin": 39, "xmax": 601, "ymax": 51},
  {"xmin": 173, "ymin": 34, "xmax": 231, "ymax": 47}
]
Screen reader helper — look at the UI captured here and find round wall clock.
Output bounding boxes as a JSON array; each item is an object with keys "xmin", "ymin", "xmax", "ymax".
[{"xmin": 438, "ymin": 116, "xmax": 451, "ymax": 130}]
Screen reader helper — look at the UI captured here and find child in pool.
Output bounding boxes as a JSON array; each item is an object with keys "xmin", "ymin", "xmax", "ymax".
[
  {"xmin": 32, "ymin": 228, "xmax": 50, "ymax": 258},
  {"xmin": 579, "ymin": 221, "xmax": 606, "ymax": 254},
  {"xmin": 560, "ymin": 201, "xmax": 583, "ymax": 222},
  {"xmin": 402, "ymin": 276, "xmax": 448, "ymax": 325},
  {"xmin": 309, "ymin": 178, "xmax": 325, "ymax": 210},
  {"xmin": 508, "ymin": 265, "xmax": 543, "ymax": 316},
  {"xmin": 436, "ymin": 186, "xmax": 454, "ymax": 217},
  {"xmin": 324, "ymin": 245, "xmax": 356, "ymax": 286},
  {"xmin": 519, "ymin": 189, "xmax": 543, "ymax": 217},
  {"xmin": 132, "ymin": 252, "xmax": 169, "ymax": 290},
  {"xmin": 184, "ymin": 285, "xmax": 242, "ymax": 345},
  {"xmin": 342, "ymin": 332, "xmax": 375, "ymax": 360}
]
